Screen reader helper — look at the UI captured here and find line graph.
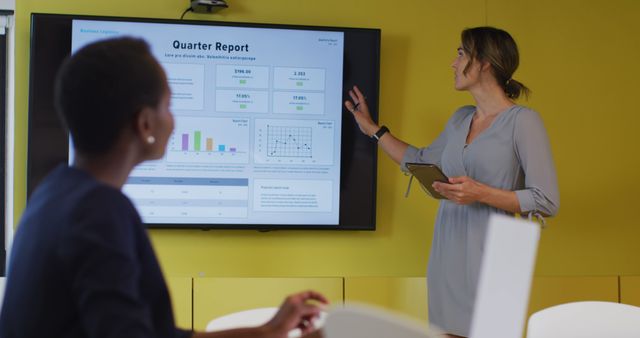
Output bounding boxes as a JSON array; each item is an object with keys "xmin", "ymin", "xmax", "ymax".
[
  {"xmin": 267, "ymin": 126, "xmax": 312, "ymax": 158},
  {"xmin": 254, "ymin": 119, "xmax": 335, "ymax": 165}
]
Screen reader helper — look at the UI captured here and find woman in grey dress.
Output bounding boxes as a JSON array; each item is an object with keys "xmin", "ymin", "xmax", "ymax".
[{"xmin": 345, "ymin": 27, "xmax": 559, "ymax": 337}]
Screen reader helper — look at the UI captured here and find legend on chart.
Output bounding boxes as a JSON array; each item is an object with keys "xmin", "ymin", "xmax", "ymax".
[{"xmin": 167, "ymin": 117, "xmax": 250, "ymax": 164}]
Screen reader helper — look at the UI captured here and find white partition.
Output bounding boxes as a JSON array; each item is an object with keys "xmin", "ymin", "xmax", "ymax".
[{"xmin": 469, "ymin": 214, "xmax": 541, "ymax": 338}]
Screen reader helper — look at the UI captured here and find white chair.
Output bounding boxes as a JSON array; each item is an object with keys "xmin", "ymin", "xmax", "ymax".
[
  {"xmin": 469, "ymin": 214, "xmax": 541, "ymax": 338},
  {"xmin": 324, "ymin": 303, "xmax": 439, "ymax": 338},
  {"xmin": 526, "ymin": 301, "xmax": 640, "ymax": 338},
  {"xmin": 205, "ymin": 307, "xmax": 326, "ymax": 338}
]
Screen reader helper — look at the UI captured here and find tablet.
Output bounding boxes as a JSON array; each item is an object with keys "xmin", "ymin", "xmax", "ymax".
[{"xmin": 405, "ymin": 163, "xmax": 449, "ymax": 199}]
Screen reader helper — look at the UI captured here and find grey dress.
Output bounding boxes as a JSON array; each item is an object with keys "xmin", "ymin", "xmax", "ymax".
[{"xmin": 401, "ymin": 105, "xmax": 559, "ymax": 337}]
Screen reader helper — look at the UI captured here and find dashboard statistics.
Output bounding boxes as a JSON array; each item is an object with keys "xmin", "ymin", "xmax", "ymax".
[
  {"xmin": 28, "ymin": 14, "xmax": 381, "ymax": 230},
  {"xmin": 71, "ymin": 19, "xmax": 343, "ymax": 225}
]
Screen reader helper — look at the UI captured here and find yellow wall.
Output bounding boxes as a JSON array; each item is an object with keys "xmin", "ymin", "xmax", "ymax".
[{"xmin": 13, "ymin": 0, "xmax": 640, "ymax": 279}]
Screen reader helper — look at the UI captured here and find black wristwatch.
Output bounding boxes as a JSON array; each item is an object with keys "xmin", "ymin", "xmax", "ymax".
[{"xmin": 372, "ymin": 125, "xmax": 389, "ymax": 142}]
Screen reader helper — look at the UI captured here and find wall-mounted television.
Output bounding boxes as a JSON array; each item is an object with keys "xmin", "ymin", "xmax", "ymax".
[{"xmin": 28, "ymin": 13, "xmax": 380, "ymax": 230}]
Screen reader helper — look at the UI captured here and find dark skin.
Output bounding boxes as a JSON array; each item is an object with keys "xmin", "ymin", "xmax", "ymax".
[{"xmin": 74, "ymin": 89, "xmax": 328, "ymax": 338}]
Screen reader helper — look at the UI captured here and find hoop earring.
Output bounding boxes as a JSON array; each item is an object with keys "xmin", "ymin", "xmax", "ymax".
[{"xmin": 147, "ymin": 135, "xmax": 156, "ymax": 144}]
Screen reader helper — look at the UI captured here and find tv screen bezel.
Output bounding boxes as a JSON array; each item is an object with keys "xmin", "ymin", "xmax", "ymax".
[{"xmin": 28, "ymin": 13, "xmax": 380, "ymax": 231}]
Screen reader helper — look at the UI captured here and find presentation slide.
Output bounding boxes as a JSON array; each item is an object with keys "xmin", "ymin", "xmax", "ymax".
[{"xmin": 70, "ymin": 20, "xmax": 344, "ymax": 225}]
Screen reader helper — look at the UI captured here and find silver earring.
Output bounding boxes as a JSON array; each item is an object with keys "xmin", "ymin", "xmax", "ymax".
[{"xmin": 147, "ymin": 135, "xmax": 156, "ymax": 144}]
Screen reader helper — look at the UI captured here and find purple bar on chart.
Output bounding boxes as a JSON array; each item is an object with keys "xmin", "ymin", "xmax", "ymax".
[
  {"xmin": 181, "ymin": 134, "xmax": 188, "ymax": 151},
  {"xmin": 218, "ymin": 145, "xmax": 226, "ymax": 152},
  {"xmin": 230, "ymin": 147, "xmax": 237, "ymax": 153}
]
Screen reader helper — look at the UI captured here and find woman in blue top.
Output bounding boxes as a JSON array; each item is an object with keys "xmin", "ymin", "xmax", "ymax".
[
  {"xmin": 345, "ymin": 27, "xmax": 559, "ymax": 337},
  {"xmin": 0, "ymin": 37, "xmax": 325, "ymax": 338}
]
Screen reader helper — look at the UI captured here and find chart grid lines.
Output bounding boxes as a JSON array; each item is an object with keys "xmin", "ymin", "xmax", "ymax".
[{"xmin": 267, "ymin": 125, "xmax": 313, "ymax": 158}]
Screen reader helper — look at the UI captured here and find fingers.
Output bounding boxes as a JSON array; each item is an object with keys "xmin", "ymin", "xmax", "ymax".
[
  {"xmin": 448, "ymin": 176, "xmax": 467, "ymax": 184},
  {"xmin": 432, "ymin": 181, "xmax": 458, "ymax": 192},
  {"xmin": 432, "ymin": 184, "xmax": 457, "ymax": 201},
  {"xmin": 348, "ymin": 89, "xmax": 359, "ymax": 104},
  {"xmin": 281, "ymin": 290, "xmax": 329, "ymax": 317},
  {"xmin": 298, "ymin": 317, "xmax": 317, "ymax": 335},
  {"xmin": 301, "ymin": 290, "xmax": 329, "ymax": 305},
  {"xmin": 433, "ymin": 178, "xmax": 478, "ymax": 205},
  {"xmin": 297, "ymin": 304, "xmax": 321, "ymax": 322},
  {"xmin": 296, "ymin": 306, "xmax": 324, "ymax": 334},
  {"xmin": 265, "ymin": 291, "xmax": 328, "ymax": 338},
  {"xmin": 288, "ymin": 292, "xmax": 326, "ymax": 334},
  {"xmin": 352, "ymin": 85, "xmax": 366, "ymax": 102},
  {"xmin": 346, "ymin": 86, "xmax": 368, "ymax": 113},
  {"xmin": 432, "ymin": 182, "xmax": 461, "ymax": 201},
  {"xmin": 344, "ymin": 100, "xmax": 356, "ymax": 112}
]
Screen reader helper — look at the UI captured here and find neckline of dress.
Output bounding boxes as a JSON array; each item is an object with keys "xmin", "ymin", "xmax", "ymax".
[{"xmin": 464, "ymin": 104, "xmax": 518, "ymax": 147}]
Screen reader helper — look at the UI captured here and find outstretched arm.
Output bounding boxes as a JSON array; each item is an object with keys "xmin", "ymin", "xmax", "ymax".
[{"xmin": 345, "ymin": 86, "xmax": 409, "ymax": 164}]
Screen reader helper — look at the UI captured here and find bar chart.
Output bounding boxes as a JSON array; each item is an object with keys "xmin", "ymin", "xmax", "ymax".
[{"xmin": 167, "ymin": 117, "xmax": 250, "ymax": 164}]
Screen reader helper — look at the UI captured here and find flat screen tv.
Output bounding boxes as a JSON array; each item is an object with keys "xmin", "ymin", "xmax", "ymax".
[{"xmin": 28, "ymin": 13, "xmax": 380, "ymax": 230}]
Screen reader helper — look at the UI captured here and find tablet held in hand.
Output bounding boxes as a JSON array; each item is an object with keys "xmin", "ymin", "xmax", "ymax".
[{"xmin": 405, "ymin": 163, "xmax": 449, "ymax": 200}]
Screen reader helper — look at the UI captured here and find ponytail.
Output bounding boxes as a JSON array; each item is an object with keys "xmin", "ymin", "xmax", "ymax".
[{"xmin": 504, "ymin": 78, "xmax": 530, "ymax": 100}]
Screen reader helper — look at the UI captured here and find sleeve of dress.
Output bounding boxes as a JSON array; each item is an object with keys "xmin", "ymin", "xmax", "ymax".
[
  {"xmin": 514, "ymin": 109, "xmax": 560, "ymax": 216},
  {"xmin": 400, "ymin": 127, "xmax": 449, "ymax": 173},
  {"xmin": 399, "ymin": 106, "xmax": 473, "ymax": 173},
  {"xmin": 62, "ymin": 189, "xmax": 156, "ymax": 338},
  {"xmin": 400, "ymin": 129, "xmax": 447, "ymax": 172}
]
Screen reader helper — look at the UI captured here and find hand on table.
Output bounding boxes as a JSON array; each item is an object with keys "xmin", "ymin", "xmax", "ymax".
[{"xmin": 263, "ymin": 290, "xmax": 328, "ymax": 338}]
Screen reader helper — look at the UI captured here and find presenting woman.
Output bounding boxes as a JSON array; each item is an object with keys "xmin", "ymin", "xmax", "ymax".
[
  {"xmin": 345, "ymin": 27, "xmax": 559, "ymax": 337},
  {"xmin": 0, "ymin": 37, "xmax": 325, "ymax": 338}
]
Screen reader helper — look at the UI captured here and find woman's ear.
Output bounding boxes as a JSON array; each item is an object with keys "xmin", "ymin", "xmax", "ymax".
[
  {"xmin": 135, "ymin": 106, "xmax": 156, "ymax": 145},
  {"xmin": 479, "ymin": 60, "xmax": 492, "ymax": 73}
]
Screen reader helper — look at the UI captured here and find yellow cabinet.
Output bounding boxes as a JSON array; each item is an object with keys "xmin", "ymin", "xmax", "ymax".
[
  {"xmin": 193, "ymin": 277, "xmax": 343, "ymax": 330},
  {"xmin": 166, "ymin": 277, "xmax": 193, "ymax": 330},
  {"xmin": 528, "ymin": 276, "xmax": 619, "ymax": 315},
  {"xmin": 344, "ymin": 277, "xmax": 428, "ymax": 323},
  {"xmin": 620, "ymin": 276, "xmax": 640, "ymax": 306}
]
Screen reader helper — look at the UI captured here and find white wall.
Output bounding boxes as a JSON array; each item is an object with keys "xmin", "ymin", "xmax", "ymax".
[
  {"xmin": 0, "ymin": 0, "xmax": 14, "ymax": 11},
  {"xmin": 0, "ymin": 0, "xmax": 13, "ymax": 270}
]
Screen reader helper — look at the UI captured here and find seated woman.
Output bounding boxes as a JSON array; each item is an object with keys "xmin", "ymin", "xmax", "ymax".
[{"xmin": 0, "ymin": 37, "xmax": 326, "ymax": 338}]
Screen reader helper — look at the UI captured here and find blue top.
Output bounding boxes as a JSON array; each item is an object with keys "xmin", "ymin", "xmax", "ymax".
[{"xmin": 0, "ymin": 165, "xmax": 191, "ymax": 338}]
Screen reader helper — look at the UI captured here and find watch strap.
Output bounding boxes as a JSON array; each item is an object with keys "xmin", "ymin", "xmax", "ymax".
[{"xmin": 373, "ymin": 125, "xmax": 389, "ymax": 142}]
